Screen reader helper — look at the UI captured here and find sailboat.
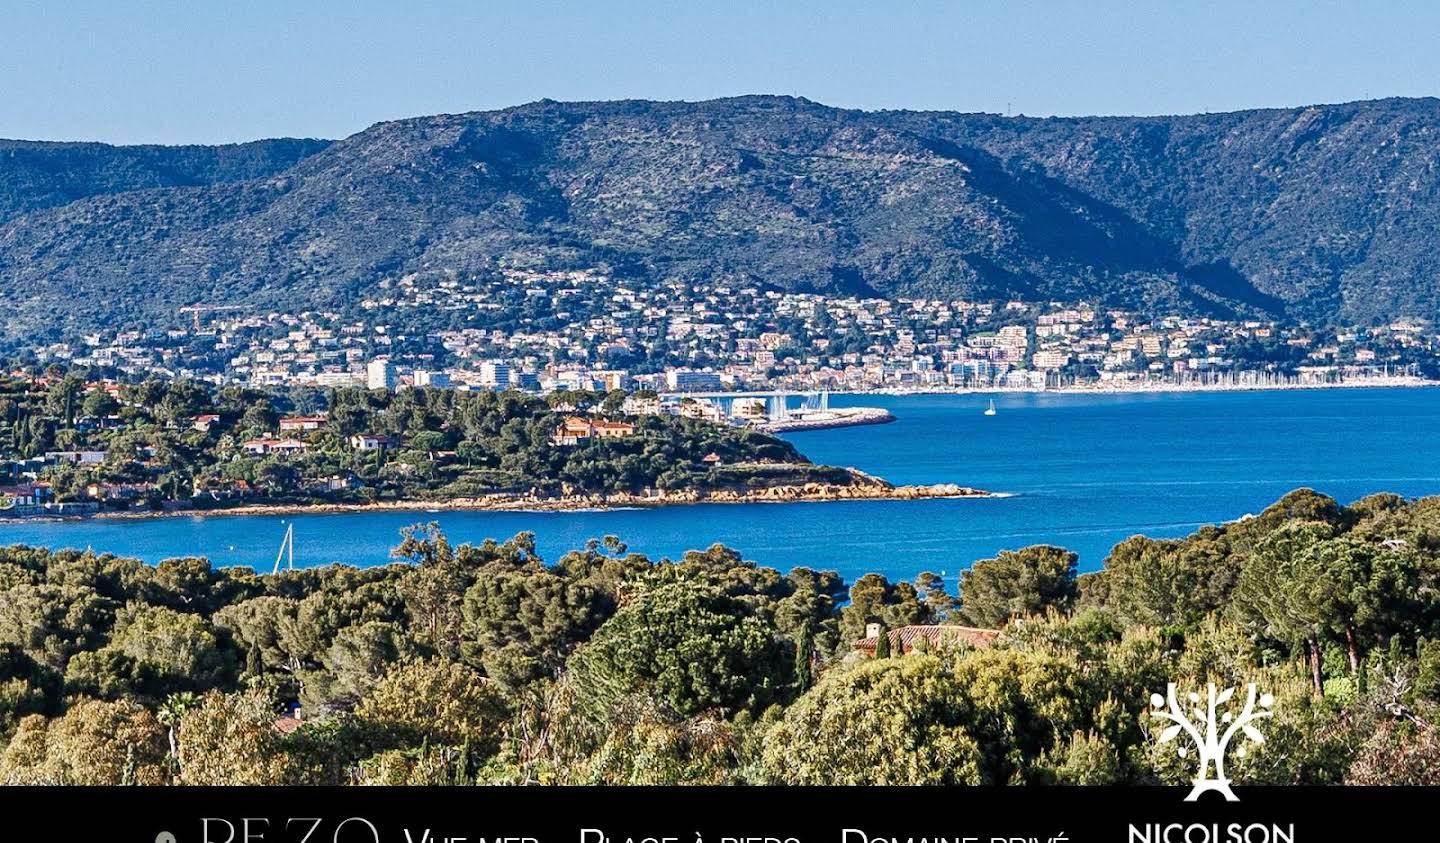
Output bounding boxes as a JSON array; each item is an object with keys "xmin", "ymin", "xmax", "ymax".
[
  {"xmin": 271, "ymin": 522, "xmax": 295, "ymax": 575},
  {"xmin": 984, "ymin": 399, "xmax": 997, "ymax": 416}
]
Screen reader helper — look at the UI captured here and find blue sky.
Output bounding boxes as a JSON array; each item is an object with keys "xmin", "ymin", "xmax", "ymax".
[{"xmin": 3, "ymin": 1, "xmax": 1437, "ymax": 144}]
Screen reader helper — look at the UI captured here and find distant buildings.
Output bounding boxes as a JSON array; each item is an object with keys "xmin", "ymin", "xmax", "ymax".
[
  {"xmin": 367, "ymin": 359, "xmax": 396, "ymax": 390},
  {"xmin": 478, "ymin": 362, "xmax": 511, "ymax": 389},
  {"xmin": 413, "ymin": 370, "xmax": 451, "ymax": 388},
  {"xmin": 315, "ymin": 372, "xmax": 363, "ymax": 388},
  {"xmin": 621, "ymin": 394, "xmax": 662, "ymax": 415},
  {"xmin": 25, "ymin": 261, "xmax": 1437, "ymax": 397},
  {"xmin": 665, "ymin": 369, "xmax": 723, "ymax": 392},
  {"xmin": 1032, "ymin": 350, "xmax": 1072, "ymax": 369}
]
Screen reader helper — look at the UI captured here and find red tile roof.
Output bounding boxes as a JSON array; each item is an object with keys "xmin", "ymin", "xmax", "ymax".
[{"xmin": 852, "ymin": 624, "xmax": 1001, "ymax": 654}]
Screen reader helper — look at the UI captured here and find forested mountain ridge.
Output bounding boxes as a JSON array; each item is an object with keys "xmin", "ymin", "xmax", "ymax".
[
  {"xmin": 4, "ymin": 95, "xmax": 1440, "ymax": 337},
  {"xmin": 0, "ymin": 137, "xmax": 331, "ymax": 224}
]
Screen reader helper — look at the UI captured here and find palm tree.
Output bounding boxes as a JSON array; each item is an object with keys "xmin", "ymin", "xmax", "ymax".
[{"xmin": 158, "ymin": 691, "xmax": 202, "ymax": 773}]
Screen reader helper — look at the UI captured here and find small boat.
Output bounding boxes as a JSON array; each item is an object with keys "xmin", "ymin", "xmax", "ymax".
[{"xmin": 984, "ymin": 399, "xmax": 997, "ymax": 416}]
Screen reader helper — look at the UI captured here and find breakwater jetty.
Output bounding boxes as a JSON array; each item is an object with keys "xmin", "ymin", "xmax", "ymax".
[{"xmin": 756, "ymin": 406, "xmax": 896, "ymax": 433}]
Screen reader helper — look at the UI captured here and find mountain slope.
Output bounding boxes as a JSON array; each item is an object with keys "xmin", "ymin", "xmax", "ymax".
[
  {"xmin": 909, "ymin": 97, "xmax": 1440, "ymax": 323},
  {"xmin": 0, "ymin": 137, "xmax": 331, "ymax": 223},
  {"xmin": 2, "ymin": 96, "xmax": 1438, "ymax": 337}
]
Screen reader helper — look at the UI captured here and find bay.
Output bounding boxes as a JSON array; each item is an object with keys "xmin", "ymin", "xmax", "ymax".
[{"xmin": 4, "ymin": 387, "xmax": 1440, "ymax": 585}]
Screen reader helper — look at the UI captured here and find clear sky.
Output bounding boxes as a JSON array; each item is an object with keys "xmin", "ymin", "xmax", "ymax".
[{"xmin": 3, "ymin": 0, "xmax": 1437, "ymax": 145}]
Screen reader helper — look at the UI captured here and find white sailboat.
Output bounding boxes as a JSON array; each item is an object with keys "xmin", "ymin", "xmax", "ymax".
[
  {"xmin": 271, "ymin": 522, "xmax": 295, "ymax": 575},
  {"xmin": 984, "ymin": 399, "xmax": 997, "ymax": 416}
]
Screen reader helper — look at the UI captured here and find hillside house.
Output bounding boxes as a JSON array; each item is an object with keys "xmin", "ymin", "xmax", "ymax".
[
  {"xmin": 308, "ymin": 473, "xmax": 362, "ymax": 493},
  {"xmin": 241, "ymin": 438, "xmax": 309, "ymax": 457},
  {"xmin": 551, "ymin": 416, "xmax": 637, "ymax": 446},
  {"xmin": 851, "ymin": 623, "xmax": 1001, "ymax": 657},
  {"xmin": 85, "ymin": 482, "xmax": 156, "ymax": 501},
  {"xmin": 0, "ymin": 483, "xmax": 52, "ymax": 516},
  {"xmin": 278, "ymin": 415, "xmax": 327, "ymax": 432},
  {"xmin": 44, "ymin": 450, "xmax": 108, "ymax": 466}
]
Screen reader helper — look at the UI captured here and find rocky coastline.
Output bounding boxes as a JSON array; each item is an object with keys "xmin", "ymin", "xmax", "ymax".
[{"xmin": 3, "ymin": 470, "xmax": 991, "ymax": 523}]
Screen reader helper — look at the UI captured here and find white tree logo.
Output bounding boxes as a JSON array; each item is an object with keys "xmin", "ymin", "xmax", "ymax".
[{"xmin": 1149, "ymin": 682, "xmax": 1274, "ymax": 801}]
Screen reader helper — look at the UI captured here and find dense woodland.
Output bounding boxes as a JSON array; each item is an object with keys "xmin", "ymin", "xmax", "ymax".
[
  {"xmin": 0, "ymin": 372, "xmax": 839, "ymax": 508},
  {"xmin": 2, "ymin": 488, "xmax": 1440, "ymax": 785}
]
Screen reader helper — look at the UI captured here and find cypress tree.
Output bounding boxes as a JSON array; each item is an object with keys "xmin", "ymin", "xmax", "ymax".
[{"xmin": 794, "ymin": 625, "xmax": 814, "ymax": 690}]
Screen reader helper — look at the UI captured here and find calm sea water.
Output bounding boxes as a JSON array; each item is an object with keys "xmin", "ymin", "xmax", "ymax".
[{"xmin": 5, "ymin": 388, "xmax": 1440, "ymax": 584}]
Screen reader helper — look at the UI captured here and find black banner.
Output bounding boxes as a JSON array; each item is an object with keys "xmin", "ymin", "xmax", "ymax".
[{"xmin": 3, "ymin": 786, "xmax": 1414, "ymax": 843}]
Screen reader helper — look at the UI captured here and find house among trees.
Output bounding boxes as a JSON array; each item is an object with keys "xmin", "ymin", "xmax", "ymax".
[
  {"xmin": 192, "ymin": 477, "xmax": 254, "ymax": 500},
  {"xmin": 308, "ymin": 473, "xmax": 362, "ymax": 493},
  {"xmin": 0, "ymin": 483, "xmax": 52, "ymax": 515},
  {"xmin": 349, "ymin": 433, "xmax": 393, "ymax": 451},
  {"xmin": 551, "ymin": 415, "xmax": 637, "ymax": 446},
  {"xmin": 241, "ymin": 438, "xmax": 309, "ymax": 457},
  {"xmin": 852, "ymin": 622, "xmax": 1001, "ymax": 657},
  {"xmin": 278, "ymin": 415, "xmax": 327, "ymax": 432},
  {"xmin": 44, "ymin": 449, "xmax": 108, "ymax": 465},
  {"xmin": 192, "ymin": 414, "xmax": 221, "ymax": 432},
  {"xmin": 84, "ymin": 481, "xmax": 156, "ymax": 501}
]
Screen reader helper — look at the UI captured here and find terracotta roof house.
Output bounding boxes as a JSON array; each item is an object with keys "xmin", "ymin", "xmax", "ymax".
[
  {"xmin": 551, "ymin": 415, "xmax": 637, "ymax": 446},
  {"xmin": 589, "ymin": 419, "xmax": 637, "ymax": 438},
  {"xmin": 278, "ymin": 415, "xmax": 327, "ymax": 432},
  {"xmin": 852, "ymin": 623, "xmax": 1001, "ymax": 656}
]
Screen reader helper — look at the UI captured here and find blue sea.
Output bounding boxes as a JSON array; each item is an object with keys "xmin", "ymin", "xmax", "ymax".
[{"xmin": 5, "ymin": 388, "xmax": 1440, "ymax": 585}]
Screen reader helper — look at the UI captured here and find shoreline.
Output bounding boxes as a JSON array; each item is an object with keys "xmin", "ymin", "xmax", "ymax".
[
  {"xmin": 2, "ymin": 480, "xmax": 996, "ymax": 524},
  {"xmin": 849, "ymin": 376, "xmax": 1439, "ymax": 397}
]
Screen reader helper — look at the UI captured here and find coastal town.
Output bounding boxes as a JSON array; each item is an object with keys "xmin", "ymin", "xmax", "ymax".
[{"xmin": 13, "ymin": 268, "xmax": 1435, "ymax": 398}]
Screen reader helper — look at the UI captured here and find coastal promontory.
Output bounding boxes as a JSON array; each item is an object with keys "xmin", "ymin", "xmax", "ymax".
[{"xmin": 0, "ymin": 373, "xmax": 979, "ymax": 520}]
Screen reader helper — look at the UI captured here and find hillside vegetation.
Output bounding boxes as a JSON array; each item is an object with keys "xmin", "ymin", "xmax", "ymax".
[
  {"xmin": 5, "ymin": 489, "xmax": 1440, "ymax": 784},
  {"xmin": 5, "ymin": 97, "xmax": 1440, "ymax": 337}
]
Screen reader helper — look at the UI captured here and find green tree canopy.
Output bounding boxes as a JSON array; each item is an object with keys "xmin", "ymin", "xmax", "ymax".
[
  {"xmin": 959, "ymin": 545, "xmax": 1079, "ymax": 628},
  {"xmin": 567, "ymin": 583, "xmax": 791, "ymax": 720}
]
